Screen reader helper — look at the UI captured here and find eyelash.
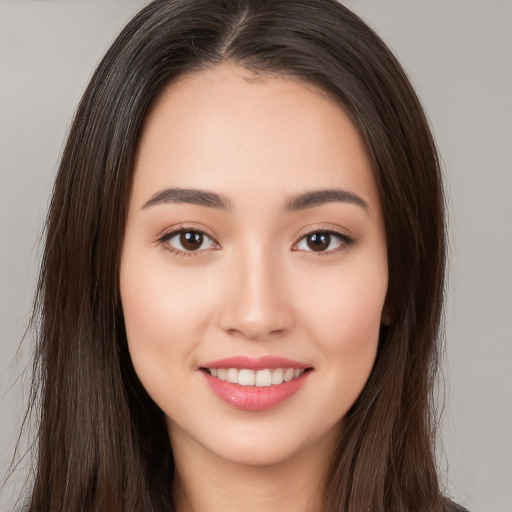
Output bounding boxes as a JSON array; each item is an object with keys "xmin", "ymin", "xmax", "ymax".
[
  {"xmin": 157, "ymin": 226, "xmax": 219, "ymax": 258},
  {"xmin": 157, "ymin": 226, "xmax": 354, "ymax": 257},
  {"xmin": 292, "ymin": 226, "xmax": 354, "ymax": 256}
]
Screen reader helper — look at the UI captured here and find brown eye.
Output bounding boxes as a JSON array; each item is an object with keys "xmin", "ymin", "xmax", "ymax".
[
  {"xmin": 180, "ymin": 231, "xmax": 204, "ymax": 251},
  {"xmin": 306, "ymin": 232, "xmax": 331, "ymax": 252},
  {"xmin": 163, "ymin": 229, "xmax": 217, "ymax": 254},
  {"xmin": 295, "ymin": 230, "xmax": 351, "ymax": 254}
]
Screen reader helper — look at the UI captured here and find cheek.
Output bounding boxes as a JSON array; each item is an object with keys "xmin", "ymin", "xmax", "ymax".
[
  {"xmin": 300, "ymin": 261, "xmax": 386, "ymax": 343},
  {"xmin": 119, "ymin": 249, "xmax": 223, "ymax": 421},
  {"xmin": 295, "ymin": 255, "xmax": 388, "ymax": 396},
  {"xmin": 119, "ymin": 245, "xmax": 218, "ymax": 380}
]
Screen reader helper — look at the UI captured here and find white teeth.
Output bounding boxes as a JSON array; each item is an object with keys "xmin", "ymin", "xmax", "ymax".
[
  {"xmin": 208, "ymin": 367, "xmax": 305, "ymax": 386},
  {"xmin": 283, "ymin": 368, "xmax": 294, "ymax": 382},
  {"xmin": 238, "ymin": 369, "xmax": 255, "ymax": 386},
  {"xmin": 255, "ymin": 369, "xmax": 272, "ymax": 387},
  {"xmin": 226, "ymin": 368, "xmax": 238, "ymax": 383},
  {"xmin": 271, "ymin": 368, "xmax": 284, "ymax": 385}
]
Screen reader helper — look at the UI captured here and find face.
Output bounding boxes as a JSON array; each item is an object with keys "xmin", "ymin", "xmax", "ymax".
[{"xmin": 120, "ymin": 64, "xmax": 388, "ymax": 468}]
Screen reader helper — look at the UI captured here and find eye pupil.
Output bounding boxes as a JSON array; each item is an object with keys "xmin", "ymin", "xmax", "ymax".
[
  {"xmin": 307, "ymin": 232, "xmax": 330, "ymax": 252},
  {"xmin": 180, "ymin": 231, "xmax": 203, "ymax": 251}
]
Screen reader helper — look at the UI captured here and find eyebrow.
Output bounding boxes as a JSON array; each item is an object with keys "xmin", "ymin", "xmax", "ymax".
[
  {"xmin": 142, "ymin": 188, "xmax": 231, "ymax": 210},
  {"xmin": 141, "ymin": 187, "xmax": 367, "ymax": 212},
  {"xmin": 284, "ymin": 189, "xmax": 368, "ymax": 212}
]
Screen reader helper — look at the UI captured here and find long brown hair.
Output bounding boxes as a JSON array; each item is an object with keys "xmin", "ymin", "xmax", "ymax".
[{"xmin": 21, "ymin": 0, "xmax": 454, "ymax": 510}]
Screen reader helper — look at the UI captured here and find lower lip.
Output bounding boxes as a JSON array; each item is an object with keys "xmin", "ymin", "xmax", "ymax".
[{"xmin": 202, "ymin": 370, "xmax": 310, "ymax": 411}]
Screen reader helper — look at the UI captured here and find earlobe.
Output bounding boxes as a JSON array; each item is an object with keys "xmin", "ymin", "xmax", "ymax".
[{"xmin": 381, "ymin": 313, "xmax": 391, "ymax": 326}]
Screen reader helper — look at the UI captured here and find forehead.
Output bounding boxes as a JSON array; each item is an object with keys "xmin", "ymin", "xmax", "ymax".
[{"xmin": 132, "ymin": 63, "xmax": 380, "ymax": 215}]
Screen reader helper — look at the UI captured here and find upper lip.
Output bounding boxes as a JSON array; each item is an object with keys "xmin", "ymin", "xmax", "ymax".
[{"xmin": 201, "ymin": 355, "xmax": 310, "ymax": 370}]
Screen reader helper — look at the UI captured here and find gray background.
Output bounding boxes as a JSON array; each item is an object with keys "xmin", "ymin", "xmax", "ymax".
[{"xmin": 1, "ymin": 1, "xmax": 511, "ymax": 511}]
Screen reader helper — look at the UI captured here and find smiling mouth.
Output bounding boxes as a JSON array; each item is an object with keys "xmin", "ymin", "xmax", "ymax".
[
  {"xmin": 200, "ymin": 363, "xmax": 313, "ymax": 411},
  {"xmin": 202, "ymin": 367, "xmax": 311, "ymax": 387}
]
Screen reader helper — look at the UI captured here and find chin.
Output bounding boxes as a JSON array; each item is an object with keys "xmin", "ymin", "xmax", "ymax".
[{"xmin": 169, "ymin": 410, "xmax": 342, "ymax": 470}]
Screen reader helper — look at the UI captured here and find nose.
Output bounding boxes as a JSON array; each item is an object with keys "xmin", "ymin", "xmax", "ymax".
[{"xmin": 218, "ymin": 248, "xmax": 295, "ymax": 340}]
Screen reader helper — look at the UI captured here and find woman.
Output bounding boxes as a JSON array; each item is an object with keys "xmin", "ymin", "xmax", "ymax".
[{"xmin": 19, "ymin": 0, "xmax": 467, "ymax": 510}]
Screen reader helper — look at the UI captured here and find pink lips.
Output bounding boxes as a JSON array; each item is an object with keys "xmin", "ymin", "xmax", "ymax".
[
  {"xmin": 202, "ymin": 355, "xmax": 310, "ymax": 370},
  {"xmin": 200, "ymin": 355, "xmax": 312, "ymax": 411}
]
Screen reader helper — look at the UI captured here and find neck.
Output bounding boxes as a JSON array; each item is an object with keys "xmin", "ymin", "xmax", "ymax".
[{"xmin": 170, "ymin": 429, "xmax": 335, "ymax": 512}]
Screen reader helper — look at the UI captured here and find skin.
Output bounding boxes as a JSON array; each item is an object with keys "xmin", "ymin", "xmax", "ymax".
[{"xmin": 120, "ymin": 63, "xmax": 389, "ymax": 512}]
